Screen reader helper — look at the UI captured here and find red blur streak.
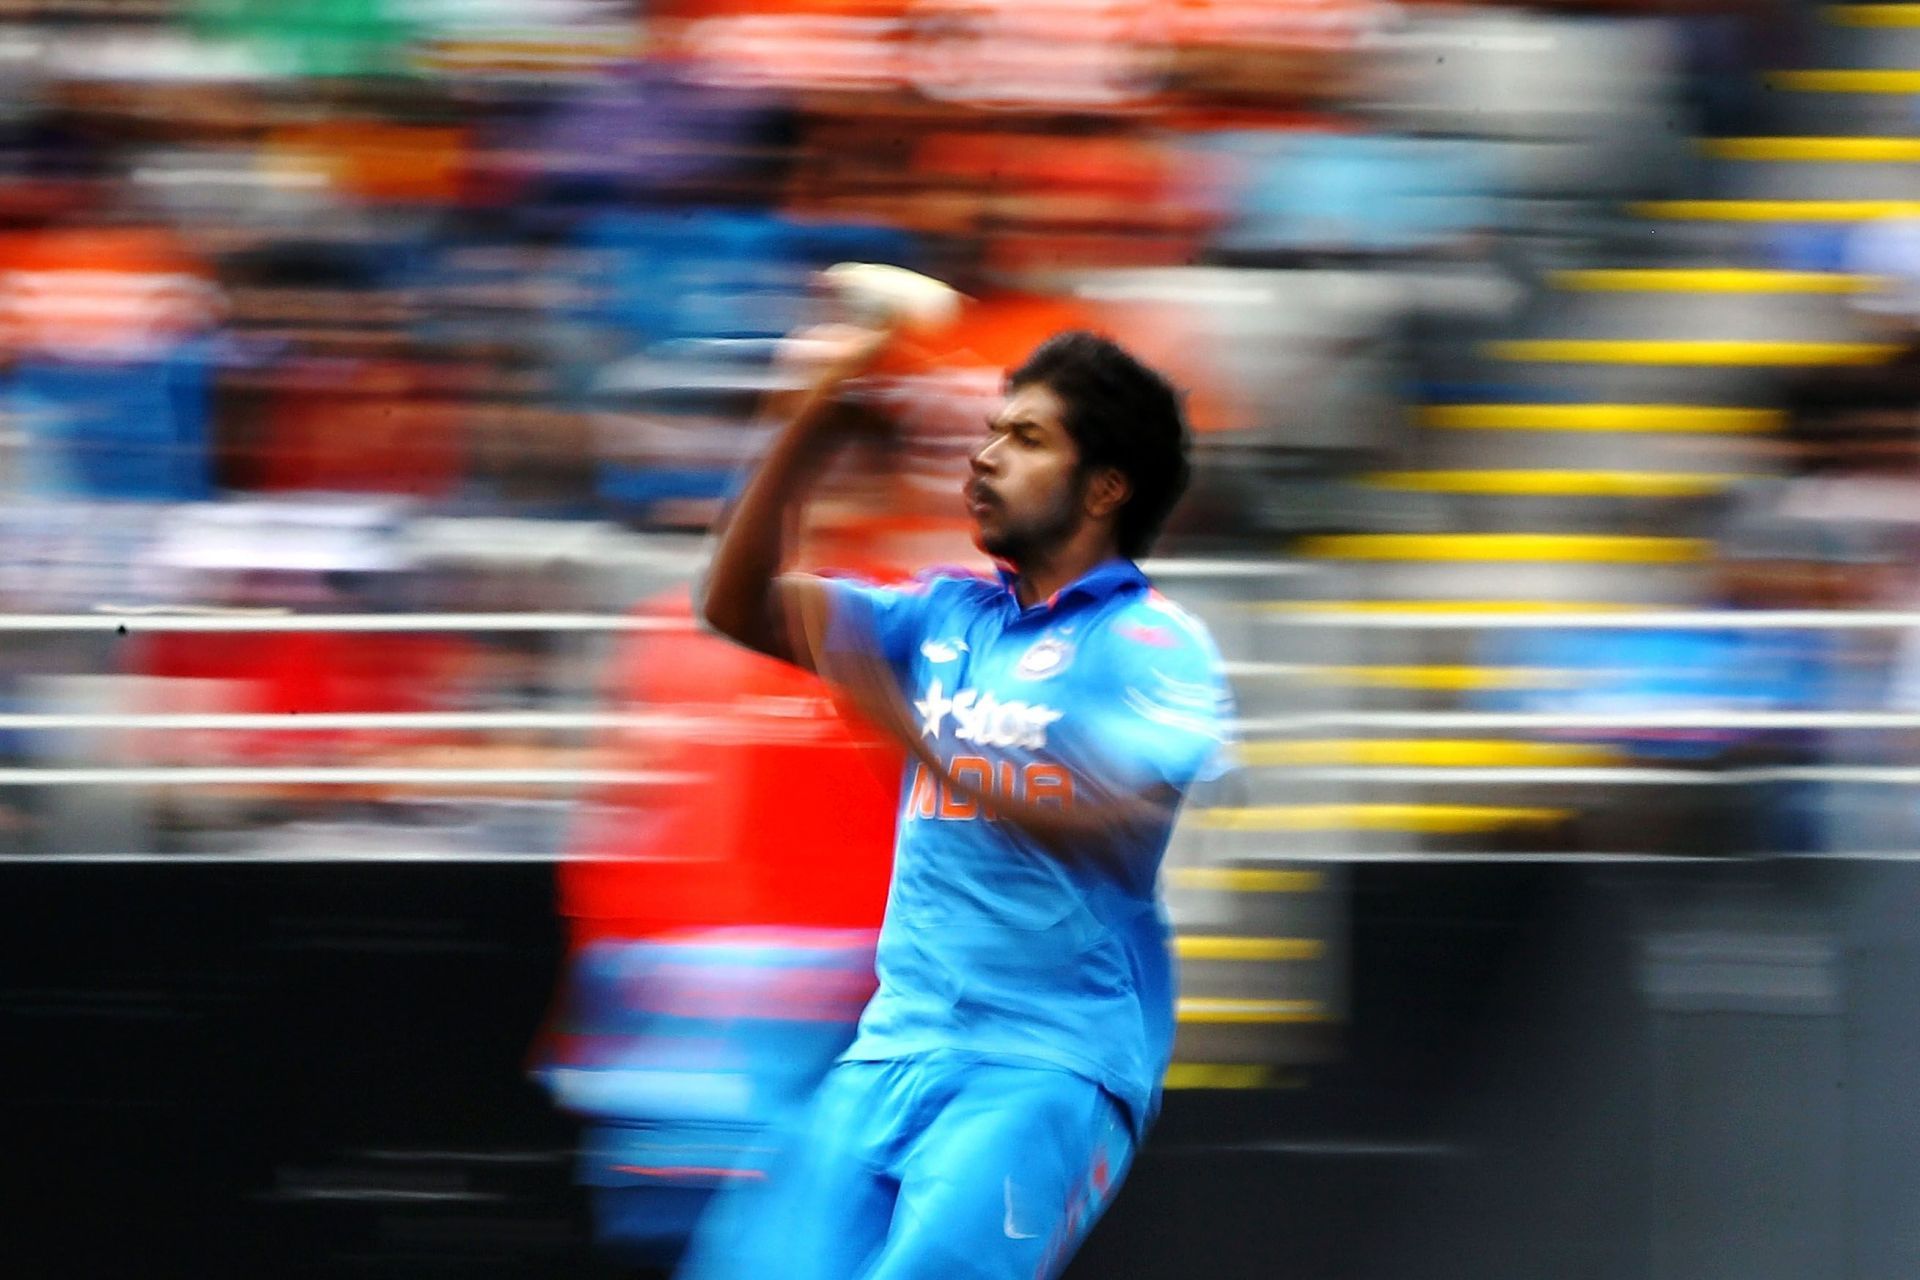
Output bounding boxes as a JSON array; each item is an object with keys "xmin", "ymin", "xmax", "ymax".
[
  {"xmin": 559, "ymin": 587, "xmax": 901, "ymax": 948},
  {"xmin": 611, "ymin": 1165, "xmax": 769, "ymax": 1181}
]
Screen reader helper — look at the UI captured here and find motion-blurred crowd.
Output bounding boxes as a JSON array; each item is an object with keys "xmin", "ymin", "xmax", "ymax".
[
  {"xmin": 0, "ymin": 0, "xmax": 1802, "ymax": 535},
  {"xmin": 0, "ymin": 0, "xmax": 1912, "ymax": 852},
  {"xmin": 0, "ymin": 0, "xmax": 1915, "ymax": 853},
  {"xmin": 16, "ymin": 2, "xmax": 1920, "ymax": 1272}
]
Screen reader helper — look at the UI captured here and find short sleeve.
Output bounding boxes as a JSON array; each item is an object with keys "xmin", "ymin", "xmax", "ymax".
[
  {"xmin": 818, "ymin": 571, "xmax": 953, "ymax": 683},
  {"xmin": 1084, "ymin": 607, "xmax": 1237, "ymax": 797}
]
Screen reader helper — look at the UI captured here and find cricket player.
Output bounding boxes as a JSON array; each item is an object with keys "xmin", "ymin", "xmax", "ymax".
[{"xmin": 691, "ymin": 308, "xmax": 1233, "ymax": 1280}]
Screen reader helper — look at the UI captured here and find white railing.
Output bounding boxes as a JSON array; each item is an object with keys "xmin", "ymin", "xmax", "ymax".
[
  {"xmin": 0, "ymin": 712, "xmax": 674, "ymax": 731},
  {"xmin": 1276, "ymin": 608, "xmax": 1920, "ymax": 630},
  {"xmin": 0, "ymin": 603, "xmax": 1905, "ymax": 789},
  {"xmin": 1240, "ymin": 711, "xmax": 1920, "ymax": 732},
  {"xmin": 1, "ymin": 611, "xmax": 691, "ymax": 633},
  {"xmin": 0, "ymin": 767, "xmax": 687, "ymax": 787},
  {"xmin": 1253, "ymin": 766, "xmax": 1920, "ymax": 786}
]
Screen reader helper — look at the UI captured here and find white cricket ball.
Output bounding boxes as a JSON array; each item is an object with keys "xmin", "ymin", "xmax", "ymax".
[{"xmin": 822, "ymin": 262, "xmax": 963, "ymax": 335}]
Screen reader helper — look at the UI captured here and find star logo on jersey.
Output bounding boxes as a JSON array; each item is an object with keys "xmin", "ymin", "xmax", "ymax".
[
  {"xmin": 913, "ymin": 680, "xmax": 1062, "ymax": 749},
  {"xmin": 915, "ymin": 679, "xmax": 954, "ymax": 737},
  {"xmin": 1015, "ymin": 636, "xmax": 1073, "ymax": 681}
]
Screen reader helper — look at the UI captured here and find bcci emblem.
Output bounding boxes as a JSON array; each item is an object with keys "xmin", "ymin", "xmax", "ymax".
[{"xmin": 1015, "ymin": 636, "xmax": 1074, "ymax": 681}]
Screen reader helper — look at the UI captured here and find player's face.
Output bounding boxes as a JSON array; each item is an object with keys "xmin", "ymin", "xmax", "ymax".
[{"xmin": 966, "ymin": 383, "xmax": 1084, "ymax": 566}]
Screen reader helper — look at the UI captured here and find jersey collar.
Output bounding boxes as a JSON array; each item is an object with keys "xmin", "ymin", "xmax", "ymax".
[{"xmin": 995, "ymin": 557, "xmax": 1148, "ymax": 617}]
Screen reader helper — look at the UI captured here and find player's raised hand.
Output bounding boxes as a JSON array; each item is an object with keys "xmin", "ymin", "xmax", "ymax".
[
  {"xmin": 704, "ymin": 266, "xmax": 957, "ymax": 666},
  {"xmin": 774, "ymin": 321, "xmax": 895, "ymax": 387},
  {"xmin": 779, "ymin": 263, "xmax": 962, "ymax": 381},
  {"xmin": 760, "ymin": 263, "xmax": 964, "ymax": 442},
  {"xmin": 821, "ymin": 262, "xmax": 963, "ymax": 334}
]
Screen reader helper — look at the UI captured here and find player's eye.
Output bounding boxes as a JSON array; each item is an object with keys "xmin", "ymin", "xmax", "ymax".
[{"xmin": 983, "ymin": 418, "xmax": 1042, "ymax": 448}]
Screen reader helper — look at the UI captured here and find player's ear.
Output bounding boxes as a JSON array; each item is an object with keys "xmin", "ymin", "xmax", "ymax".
[{"xmin": 1085, "ymin": 466, "xmax": 1130, "ymax": 520}]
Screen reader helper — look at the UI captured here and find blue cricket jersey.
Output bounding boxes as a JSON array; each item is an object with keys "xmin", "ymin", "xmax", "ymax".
[{"xmin": 821, "ymin": 558, "xmax": 1234, "ymax": 1138}]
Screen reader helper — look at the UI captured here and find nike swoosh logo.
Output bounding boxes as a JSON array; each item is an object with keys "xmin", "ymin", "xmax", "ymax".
[{"xmin": 1003, "ymin": 1176, "xmax": 1037, "ymax": 1240}]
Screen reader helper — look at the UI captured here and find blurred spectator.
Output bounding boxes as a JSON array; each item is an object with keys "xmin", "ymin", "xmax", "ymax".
[
  {"xmin": 186, "ymin": 0, "xmax": 420, "ymax": 80},
  {"xmin": 1195, "ymin": 128, "xmax": 1495, "ymax": 264},
  {"xmin": 0, "ymin": 0, "xmax": 1854, "ymax": 875},
  {"xmin": 500, "ymin": 44, "xmax": 797, "ymax": 211},
  {"xmin": 0, "ymin": 222, "xmax": 222, "ymax": 501}
]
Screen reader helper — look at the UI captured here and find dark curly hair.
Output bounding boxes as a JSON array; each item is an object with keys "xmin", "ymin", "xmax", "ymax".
[{"xmin": 1006, "ymin": 331, "xmax": 1191, "ymax": 560}]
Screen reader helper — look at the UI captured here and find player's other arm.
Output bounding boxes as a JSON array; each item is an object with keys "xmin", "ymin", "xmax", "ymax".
[
  {"xmin": 870, "ymin": 626, "xmax": 1231, "ymax": 867},
  {"xmin": 1015, "ymin": 621, "xmax": 1232, "ymax": 865},
  {"xmin": 697, "ymin": 328, "xmax": 886, "ymax": 670},
  {"xmin": 938, "ymin": 763, "xmax": 1189, "ymax": 870}
]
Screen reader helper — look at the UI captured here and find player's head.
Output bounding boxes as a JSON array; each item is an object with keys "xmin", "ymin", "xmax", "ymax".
[{"xmin": 966, "ymin": 331, "xmax": 1190, "ymax": 565}]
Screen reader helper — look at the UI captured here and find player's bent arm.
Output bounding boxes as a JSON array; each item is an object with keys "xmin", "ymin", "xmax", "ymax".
[
  {"xmin": 977, "ymin": 637, "xmax": 1226, "ymax": 864},
  {"xmin": 697, "ymin": 330, "xmax": 886, "ymax": 668},
  {"xmin": 815, "ymin": 628, "xmax": 1208, "ymax": 867},
  {"xmin": 824, "ymin": 654, "xmax": 1176, "ymax": 865},
  {"xmin": 695, "ymin": 408, "xmax": 835, "ymax": 666},
  {"xmin": 954, "ymin": 762, "xmax": 1178, "ymax": 869}
]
